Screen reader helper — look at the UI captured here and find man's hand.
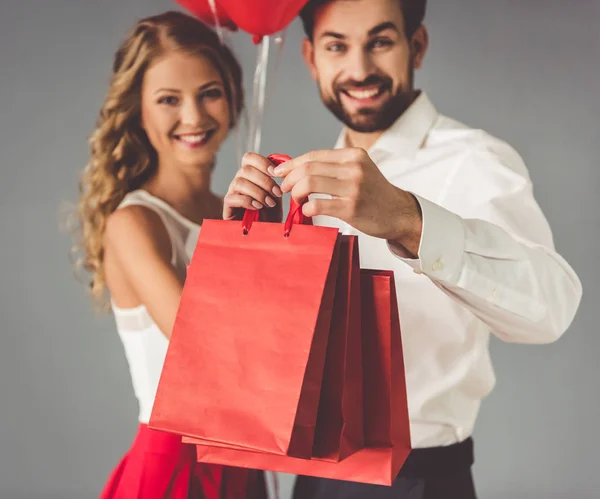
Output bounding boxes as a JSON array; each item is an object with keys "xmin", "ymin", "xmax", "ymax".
[
  {"xmin": 223, "ymin": 152, "xmax": 283, "ymax": 223},
  {"xmin": 274, "ymin": 148, "xmax": 423, "ymax": 256}
]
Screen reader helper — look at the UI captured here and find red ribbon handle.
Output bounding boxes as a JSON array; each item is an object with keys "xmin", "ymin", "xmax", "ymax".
[
  {"xmin": 241, "ymin": 154, "xmax": 311, "ymax": 236},
  {"xmin": 284, "ymin": 198, "xmax": 311, "ymax": 236},
  {"xmin": 241, "ymin": 209, "xmax": 259, "ymax": 235}
]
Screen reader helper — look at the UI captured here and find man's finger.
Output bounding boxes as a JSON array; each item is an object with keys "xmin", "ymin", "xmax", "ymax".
[
  {"xmin": 302, "ymin": 198, "xmax": 347, "ymax": 219},
  {"xmin": 273, "ymin": 149, "xmax": 349, "ymax": 177},
  {"xmin": 280, "ymin": 161, "xmax": 343, "ymax": 193},
  {"xmin": 290, "ymin": 175, "xmax": 349, "ymax": 202}
]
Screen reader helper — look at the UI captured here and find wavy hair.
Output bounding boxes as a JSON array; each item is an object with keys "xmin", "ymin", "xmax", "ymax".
[{"xmin": 71, "ymin": 10, "xmax": 243, "ymax": 309}]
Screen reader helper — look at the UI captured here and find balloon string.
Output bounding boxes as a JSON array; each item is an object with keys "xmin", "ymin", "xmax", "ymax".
[
  {"xmin": 207, "ymin": 0, "xmax": 224, "ymax": 43},
  {"xmin": 270, "ymin": 29, "xmax": 287, "ymax": 103},
  {"xmin": 241, "ymin": 31, "xmax": 285, "ymax": 159},
  {"xmin": 247, "ymin": 36, "xmax": 270, "ymax": 153}
]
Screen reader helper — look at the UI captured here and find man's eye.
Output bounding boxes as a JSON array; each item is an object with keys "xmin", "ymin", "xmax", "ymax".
[
  {"xmin": 327, "ymin": 43, "xmax": 347, "ymax": 53},
  {"xmin": 370, "ymin": 38, "xmax": 394, "ymax": 50}
]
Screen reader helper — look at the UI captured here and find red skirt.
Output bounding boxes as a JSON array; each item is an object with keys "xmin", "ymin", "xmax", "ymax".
[{"xmin": 100, "ymin": 424, "xmax": 267, "ymax": 499}]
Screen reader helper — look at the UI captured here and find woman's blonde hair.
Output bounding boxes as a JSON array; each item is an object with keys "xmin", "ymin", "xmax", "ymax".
[{"xmin": 72, "ymin": 11, "xmax": 243, "ymax": 309}]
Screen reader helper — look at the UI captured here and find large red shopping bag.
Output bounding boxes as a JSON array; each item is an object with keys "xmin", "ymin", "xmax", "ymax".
[
  {"xmin": 184, "ymin": 232, "xmax": 364, "ymax": 463},
  {"xmin": 150, "ymin": 153, "xmax": 364, "ymax": 461},
  {"xmin": 150, "ymin": 204, "xmax": 337, "ymax": 459},
  {"xmin": 185, "ymin": 270, "xmax": 411, "ymax": 486}
]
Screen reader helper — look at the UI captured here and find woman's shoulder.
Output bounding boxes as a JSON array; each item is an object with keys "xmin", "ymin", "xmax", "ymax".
[{"xmin": 104, "ymin": 200, "xmax": 172, "ymax": 264}]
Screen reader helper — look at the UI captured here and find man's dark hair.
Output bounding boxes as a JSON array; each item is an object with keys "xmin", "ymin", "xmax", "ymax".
[{"xmin": 299, "ymin": 0, "xmax": 427, "ymax": 40}]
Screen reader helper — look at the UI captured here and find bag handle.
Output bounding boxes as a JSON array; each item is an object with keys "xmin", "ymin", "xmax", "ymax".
[
  {"xmin": 241, "ymin": 154, "xmax": 311, "ymax": 236},
  {"xmin": 284, "ymin": 198, "xmax": 310, "ymax": 236}
]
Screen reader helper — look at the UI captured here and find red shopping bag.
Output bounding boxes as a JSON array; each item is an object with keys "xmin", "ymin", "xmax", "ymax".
[
  {"xmin": 312, "ymin": 232, "xmax": 363, "ymax": 462},
  {"xmin": 186, "ymin": 232, "xmax": 364, "ymax": 463},
  {"xmin": 150, "ymin": 154, "xmax": 364, "ymax": 462},
  {"xmin": 185, "ymin": 270, "xmax": 411, "ymax": 486},
  {"xmin": 150, "ymin": 202, "xmax": 338, "ymax": 459}
]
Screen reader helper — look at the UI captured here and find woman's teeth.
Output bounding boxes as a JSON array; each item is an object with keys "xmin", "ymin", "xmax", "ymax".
[{"xmin": 178, "ymin": 133, "xmax": 207, "ymax": 145}]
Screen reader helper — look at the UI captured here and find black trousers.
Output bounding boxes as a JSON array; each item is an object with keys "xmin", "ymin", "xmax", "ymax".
[{"xmin": 292, "ymin": 438, "xmax": 477, "ymax": 499}]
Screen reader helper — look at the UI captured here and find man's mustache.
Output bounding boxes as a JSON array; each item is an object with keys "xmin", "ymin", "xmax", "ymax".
[{"xmin": 335, "ymin": 75, "xmax": 392, "ymax": 92}]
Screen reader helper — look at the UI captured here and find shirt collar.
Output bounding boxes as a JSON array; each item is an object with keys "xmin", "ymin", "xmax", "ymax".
[{"xmin": 334, "ymin": 91, "xmax": 439, "ymax": 161}]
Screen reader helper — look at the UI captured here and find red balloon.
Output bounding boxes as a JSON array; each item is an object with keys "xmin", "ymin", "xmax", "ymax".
[
  {"xmin": 219, "ymin": 0, "xmax": 309, "ymax": 37},
  {"xmin": 175, "ymin": 0, "xmax": 238, "ymax": 31}
]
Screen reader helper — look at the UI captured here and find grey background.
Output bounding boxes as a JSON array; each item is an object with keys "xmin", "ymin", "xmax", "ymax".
[{"xmin": 1, "ymin": 0, "xmax": 598, "ymax": 498}]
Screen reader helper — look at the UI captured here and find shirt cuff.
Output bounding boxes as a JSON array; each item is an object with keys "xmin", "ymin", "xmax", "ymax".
[{"xmin": 388, "ymin": 194, "xmax": 466, "ymax": 284}]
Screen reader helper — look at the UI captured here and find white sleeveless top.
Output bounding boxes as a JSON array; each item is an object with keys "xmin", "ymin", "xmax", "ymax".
[{"xmin": 111, "ymin": 189, "xmax": 201, "ymax": 423}]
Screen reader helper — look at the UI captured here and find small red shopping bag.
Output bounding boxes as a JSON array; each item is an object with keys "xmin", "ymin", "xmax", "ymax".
[{"xmin": 311, "ymin": 233, "xmax": 363, "ymax": 462}]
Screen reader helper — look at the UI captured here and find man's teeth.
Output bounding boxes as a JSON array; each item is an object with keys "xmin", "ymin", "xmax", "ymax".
[
  {"xmin": 178, "ymin": 133, "xmax": 207, "ymax": 144},
  {"xmin": 347, "ymin": 88, "xmax": 381, "ymax": 99}
]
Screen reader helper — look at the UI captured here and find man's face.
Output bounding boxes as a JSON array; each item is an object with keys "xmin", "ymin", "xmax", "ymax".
[{"xmin": 303, "ymin": 0, "xmax": 427, "ymax": 133}]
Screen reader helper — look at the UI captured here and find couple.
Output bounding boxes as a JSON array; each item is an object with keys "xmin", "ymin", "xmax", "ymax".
[{"xmin": 74, "ymin": 1, "xmax": 582, "ymax": 498}]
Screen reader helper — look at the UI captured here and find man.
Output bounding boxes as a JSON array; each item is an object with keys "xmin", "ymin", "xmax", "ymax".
[{"xmin": 223, "ymin": 0, "xmax": 583, "ymax": 497}]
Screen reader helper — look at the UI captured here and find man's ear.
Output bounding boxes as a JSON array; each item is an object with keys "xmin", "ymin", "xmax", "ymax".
[
  {"xmin": 302, "ymin": 37, "xmax": 318, "ymax": 80},
  {"xmin": 410, "ymin": 24, "xmax": 429, "ymax": 69}
]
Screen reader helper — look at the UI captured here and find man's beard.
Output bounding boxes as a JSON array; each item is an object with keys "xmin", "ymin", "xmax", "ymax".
[{"xmin": 320, "ymin": 74, "xmax": 414, "ymax": 133}]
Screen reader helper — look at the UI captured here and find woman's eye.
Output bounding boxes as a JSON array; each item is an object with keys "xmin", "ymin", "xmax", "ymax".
[
  {"xmin": 157, "ymin": 95, "xmax": 179, "ymax": 106},
  {"xmin": 202, "ymin": 88, "xmax": 223, "ymax": 100}
]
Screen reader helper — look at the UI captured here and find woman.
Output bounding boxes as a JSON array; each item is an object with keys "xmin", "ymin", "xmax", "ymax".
[{"xmin": 73, "ymin": 11, "xmax": 267, "ymax": 499}]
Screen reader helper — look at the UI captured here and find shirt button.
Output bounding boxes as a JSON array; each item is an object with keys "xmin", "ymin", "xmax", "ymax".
[{"xmin": 431, "ymin": 259, "xmax": 444, "ymax": 272}]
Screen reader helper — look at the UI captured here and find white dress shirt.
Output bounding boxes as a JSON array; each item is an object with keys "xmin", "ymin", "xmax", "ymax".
[{"xmin": 313, "ymin": 91, "xmax": 583, "ymax": 449}]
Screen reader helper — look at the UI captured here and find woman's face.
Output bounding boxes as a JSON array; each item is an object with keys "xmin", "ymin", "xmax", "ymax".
[{"xmin": 140, "ymin": 50, "xmax": 231, "ymax": 170}]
